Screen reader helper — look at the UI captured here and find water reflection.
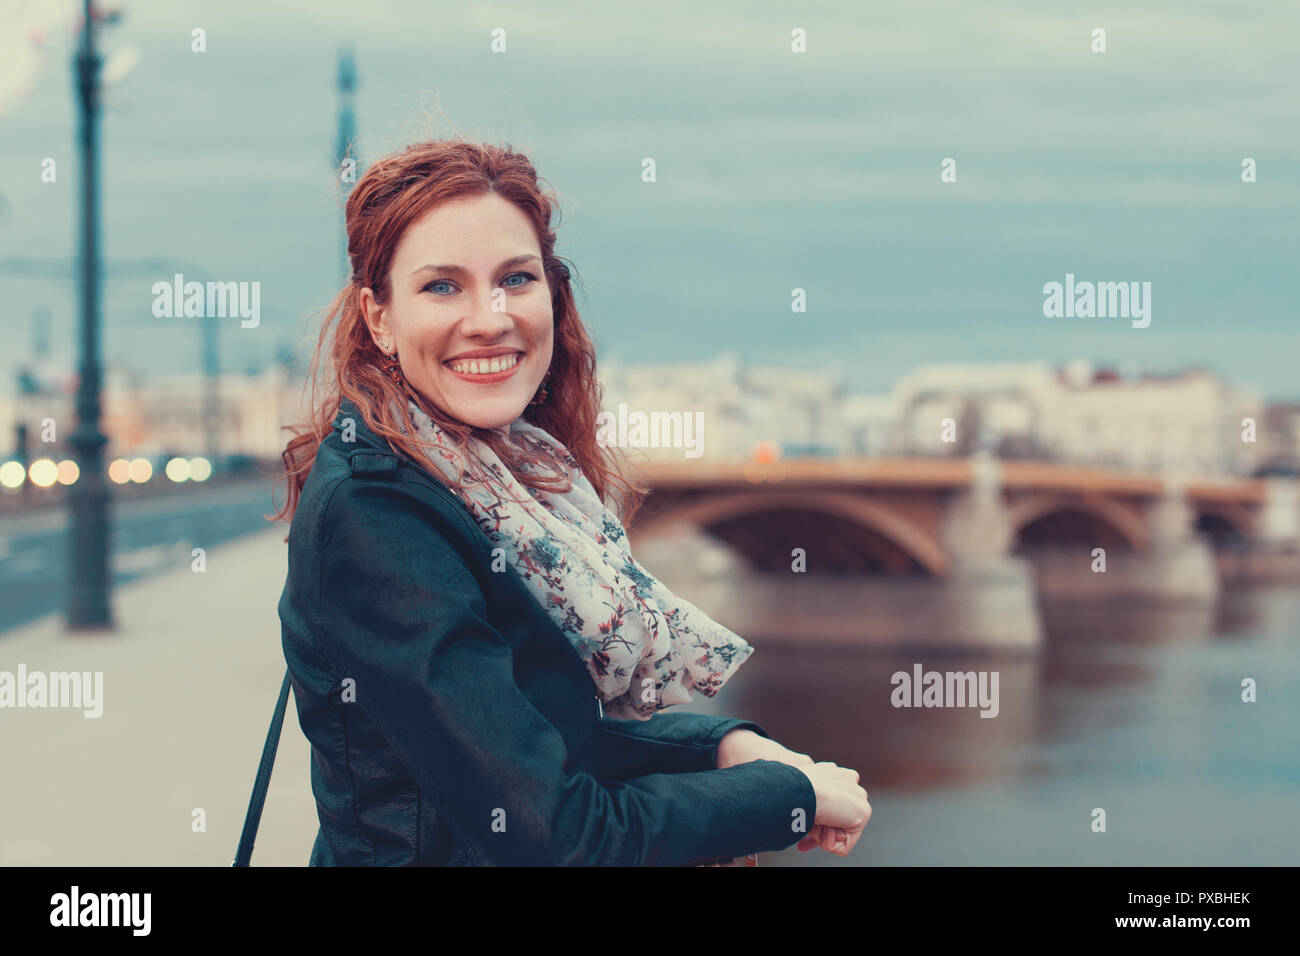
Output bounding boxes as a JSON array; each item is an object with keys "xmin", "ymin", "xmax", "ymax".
[{"xmin": 684, "ymin": 586, "xmax": 1300, "ymax": 865}]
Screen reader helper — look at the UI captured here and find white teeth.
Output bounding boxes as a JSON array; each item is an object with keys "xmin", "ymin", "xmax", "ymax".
[{"xmin": 449, "ymin": 353, "xmax": 519, "ymax": 375}]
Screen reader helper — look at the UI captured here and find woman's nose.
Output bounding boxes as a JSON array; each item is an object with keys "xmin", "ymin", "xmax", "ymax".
[{"xmin": 459, "ymin": 285, "xmax": 515, "ymax": 335}]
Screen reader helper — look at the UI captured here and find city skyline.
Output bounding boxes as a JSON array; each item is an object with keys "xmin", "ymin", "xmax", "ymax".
[{"xmin": 4, "ymin": 352, "xmax": 1297, "ymax": 480}]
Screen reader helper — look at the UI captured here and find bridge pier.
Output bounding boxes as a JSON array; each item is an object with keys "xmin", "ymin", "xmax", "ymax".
[
  {"xmin": 934, "ymin": 452, "xmax": 1043, "ymax": 651},
  {"xmin": 1256, "ymin": 477, "xmax": 1300, "ymax": 551},
  {"xmin": 1137, "ymin": 480, "xmax": 1221, "ymax": 602},
  {"xmin": 1220, "ymin": 476, "xmax": 1300, "ymax": 585}
]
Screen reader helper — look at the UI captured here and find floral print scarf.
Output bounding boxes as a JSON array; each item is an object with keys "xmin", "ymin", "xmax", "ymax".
[{"xmin": 401, "ymin": 397, "xmax": 754, "ymax": 720}]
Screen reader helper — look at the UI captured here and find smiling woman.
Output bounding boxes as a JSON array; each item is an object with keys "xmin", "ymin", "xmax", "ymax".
[
  {"xmin": 270, "ymin": 138, "xmax": 870, "ymax": 866},
  {"xmin": 358, "ymin": 199, "xmax": 554, "ymax": 430},
  {"xmin": 276, "ymin": 139, "xmax": 619, "ymax": 510}
]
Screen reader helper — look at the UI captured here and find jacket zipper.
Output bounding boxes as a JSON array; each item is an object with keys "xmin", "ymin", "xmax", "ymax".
[{"xmin": 595, "ymin": 694, "xmax": 604, "ymax": 719}]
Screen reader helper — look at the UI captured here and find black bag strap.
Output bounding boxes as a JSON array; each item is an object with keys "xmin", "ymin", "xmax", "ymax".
[{"xmin": 232, "ymin": 668, "xmax": 292, "ymax": 867}]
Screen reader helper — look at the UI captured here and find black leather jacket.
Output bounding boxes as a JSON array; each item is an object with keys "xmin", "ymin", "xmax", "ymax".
[{"xmin": 277, "ymin": 397, "xmax": 817, "ymax": 865}]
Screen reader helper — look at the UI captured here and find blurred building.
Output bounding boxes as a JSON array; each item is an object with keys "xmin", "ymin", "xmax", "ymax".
[
  {"xmin": 1048, "ymin": 362, "xmax": 1262, "ymax": 475},
  {"xmin": 2, "ymin": 363, "xmax": 307, "ymax": 465},
  {"xmin": 863, "ymin": 358, "xmax": 1264, "ymax": 475},
  {"xmin": 599, "ymin": 352, "xmax": 845, "ymax": 462},
  {"xmin": 601, "ymin": 354, "xmax": 1271, "ymax": 476},
  {"xmin": 1260, "ymin": 403, "xmax": 1300, "ymax": 474}
]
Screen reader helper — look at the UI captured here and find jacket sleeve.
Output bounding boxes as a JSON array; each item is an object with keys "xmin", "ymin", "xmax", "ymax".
[
  {"xmin": 594, "ymin": 713, "xmax": 778, "ymax": 780},
  {"xmin": 312, "ymin": 477, "xmax": 817, "ymax": 866}
]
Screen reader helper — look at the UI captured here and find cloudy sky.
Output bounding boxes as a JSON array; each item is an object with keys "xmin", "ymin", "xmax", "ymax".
[{"xmin": 1, "ymin": 0, "xmax": 1297, "ymax": 399}]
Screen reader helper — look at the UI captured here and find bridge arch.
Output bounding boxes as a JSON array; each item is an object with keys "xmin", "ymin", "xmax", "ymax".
[
  {"xmin": 1191, "ymin": 501, "xmax": 1254, "ymax": 546},
  {"xmin": 631, "ymin": 490, "xmax": 951, "ymax": 577},
  {"xmin": 1007, "ymin": 493, "xmax": 1149, "ymax": 553}
]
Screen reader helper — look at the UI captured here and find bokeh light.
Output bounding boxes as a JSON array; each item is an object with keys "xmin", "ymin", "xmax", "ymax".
[
  {"xmin": 28, "ymin": 458, "xmax": 58, "ymax": 488},
  {"xmin": 0, "ymin": 461, "xmax": 25, "ymax": 489}
]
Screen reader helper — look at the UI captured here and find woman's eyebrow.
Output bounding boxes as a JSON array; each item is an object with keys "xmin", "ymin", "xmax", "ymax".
[{"xmin": 411, "ymin": 254, "xmax": 541, "ymax": 276}]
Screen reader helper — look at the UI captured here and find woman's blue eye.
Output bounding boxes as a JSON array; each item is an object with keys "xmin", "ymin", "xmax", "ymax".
[{"xmin": 423, "ymin": 272, "xmax": 536, "ymax": 295}]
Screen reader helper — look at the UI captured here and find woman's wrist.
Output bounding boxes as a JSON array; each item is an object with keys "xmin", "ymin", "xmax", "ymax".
[
  {"xmin": 716, "ymin": 727, "xmax": 812, "ymax": 771},
  {"xmin": 715, "ymin": 728, "xmax": 759, "ymax": 769}
]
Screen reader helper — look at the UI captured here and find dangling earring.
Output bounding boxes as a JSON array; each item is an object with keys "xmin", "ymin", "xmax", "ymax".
[
  {"xmin": 378, "ymin": 339, "xmax": 405, "ymax": 387},
  {"xmin": 529, "ymin": 368, "xmax": 552, "ymax": 407}
]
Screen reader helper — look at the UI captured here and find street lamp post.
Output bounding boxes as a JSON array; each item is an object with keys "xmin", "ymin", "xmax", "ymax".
[{"xmin": 66, "ymin": 0, "xmax": 112, "ymax": 630}]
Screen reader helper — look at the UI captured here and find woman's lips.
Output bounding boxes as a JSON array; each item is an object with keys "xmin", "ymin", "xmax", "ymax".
[{"xmin": 442, "ymin": 352, "xmax": 524, "ymax": 384}]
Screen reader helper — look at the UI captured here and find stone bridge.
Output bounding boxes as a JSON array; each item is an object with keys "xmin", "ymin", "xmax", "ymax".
[{"xmin": 625, "ymin": 454, "xmax": 1299, "ymax": 650}]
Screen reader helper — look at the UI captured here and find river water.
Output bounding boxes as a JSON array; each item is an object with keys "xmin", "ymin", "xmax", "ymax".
[{"xmin": 686, "ymin": 586, "xmax": 1300, "ymax": 866}]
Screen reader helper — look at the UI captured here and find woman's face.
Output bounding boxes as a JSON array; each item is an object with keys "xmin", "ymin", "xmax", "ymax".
[{"xmin": 361, "ymin": 192, "xmax": 555, "ymax": 429}]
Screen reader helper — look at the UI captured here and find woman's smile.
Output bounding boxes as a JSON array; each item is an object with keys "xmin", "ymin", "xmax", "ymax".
[{"xmin": 442, "ymin": 349, "xmax": 525, "ymax": 383}]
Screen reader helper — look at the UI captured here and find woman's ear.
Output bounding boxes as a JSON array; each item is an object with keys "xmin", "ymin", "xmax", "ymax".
[{"xmin": 359, "ymin": 286, "xmax": 391, "ymax": 346}]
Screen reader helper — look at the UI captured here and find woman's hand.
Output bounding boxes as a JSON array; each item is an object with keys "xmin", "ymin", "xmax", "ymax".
[
  {"xmin": 795, "ymin": 820, "xmax": 866, "ymax": 856},
  {"xmin": 796, "ymin": 761, "xmax": 870, "ymax": 858},
  {"xmin": 716, "ymin": 730, "xmax": 868, "ymax": 857}
]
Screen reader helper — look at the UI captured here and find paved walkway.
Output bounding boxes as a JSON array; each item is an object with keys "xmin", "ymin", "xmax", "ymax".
[{"xmin": 1, "ymin": 527, "xmax": 319, "ymax": 866}]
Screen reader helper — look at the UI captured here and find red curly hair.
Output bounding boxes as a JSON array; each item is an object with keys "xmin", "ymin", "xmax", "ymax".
[{"xmin": 272, "ymin": 138, "xmax": 646, "ymax": 527}]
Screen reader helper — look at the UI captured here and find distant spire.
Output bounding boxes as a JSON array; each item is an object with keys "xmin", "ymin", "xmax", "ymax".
[
  {"xmin": 335, "ymin": 47, "xmax": 356, "ymax": 172},
  {"xmin": 335, "ymin": 48, "xmax": 358, "ymax": 282}
]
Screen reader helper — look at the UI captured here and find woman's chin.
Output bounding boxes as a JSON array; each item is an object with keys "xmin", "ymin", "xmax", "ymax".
[{"xmin": 439, "ymin": 396, "xmax": 528, "ymax": 430}]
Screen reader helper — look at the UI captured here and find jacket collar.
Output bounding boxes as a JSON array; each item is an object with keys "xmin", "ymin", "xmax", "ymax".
[{"xmin": 332, "ymin": 396, "xmax": 392, "ymax": 453}]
